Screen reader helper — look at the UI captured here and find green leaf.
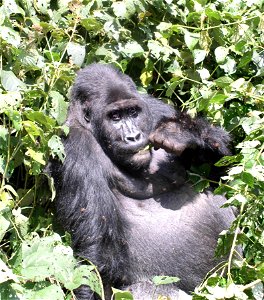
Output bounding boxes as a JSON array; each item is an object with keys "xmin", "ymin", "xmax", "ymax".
[
  {"xmin": 22, "ymin": 121, "xmax": 43, "ymax": 141},
  {"xmin": 215, "ymin": 155, "xmax": 242, "ymax": 167},
  {"xmin": 238, "ymin": 51, "xmax": 253, "ymax": 68},
  {"xmin": 0, "ymin": 215, "xmax": 10, "ymax": 242},
  {"xmin": 252, "ymin": 50, "xmax": 264, "ymax": 76},
  {"xmin": 210, "ymin": 93, "xmax": 228, "ymax": 104},
  {"xmin": 81, "ymin": 18, "xmax": 102, "ymax": 32},
  {"xmin": 0, "ymin": 155, "xmax": 6, "ymax": 175},
  {"xmin": 46, "ymin": 174, "xmax": 56, "ymax": 201},
  {"xmin": 0, "ymin": 258, "xmax": 19, "ymax": 284},
  {"xmin": 241, "ymin": 172, "xmax": 255, "ymax": 186},
  {"xmin": 197, "ymin": 68, "xmax": 210, "ymax": 81},
  {"xmin": 0, "ymin": 26, "xmax": 21, "ymax": 47},
  {"xmin": 140, "ymin": 58, "xmax": 153, "ymax": 87},
  {"xmin": 112, "ymin": 2, "xmax": 127, "ymax": 18},
  {"xmin": 18, "ymin": 50, "xmax": 45, "ymax": 70},
  {"xmin": 215, "ymin": 46, "xmax": 229, "ymax": 64},
  {"xmin": 229, "ymin": 166, "xmax": 244, "ymax": 176},
  {"xmin": 25, "ymin": 111, "xmax": 56, "ymax": 130},
  {"xmin": 252, "ymin": 281, "xmax": 264, "ymax": 300},
  {"xmin": 48, "ymin": 135, "xmax": 65, "ymax": 162},
  {"xmin": 112, "ymin": 288, "xmax": 133, "ymax": 300},
  {"xmin": 0, "ymin": 125, "xmax": 8, "ymax": 143},
  {"xmin": 193, "ymin": 49, "xmax": 207, "ymax": 64},
  {"xmin": 205, "ymin": 8, "xmax": 221, "ymax": 20},
  {"xmin": 215, "ymin": 231, "xmax": 235, "ymax": 257},
  {"xmin": 35, "ymin": 0, "xmax": 50, "ymax": 15},
  {"xmin": 183, "ymin": 30, "xmax": 199, "ymax": 51},
  {"xmin": 156, "ymin": 22, "xmax": 172, "ymax": 32},
  {"xmin": 166, "ymin": 79, "xmax": 182, "ymax": 97},
  {"xmin": 248, "ymin": 165, "xmax": 264, "ymax": 182},
  {"xmin": 23, "ymin": 282, "xmax": 65, "ymax": 300},
  {"xmin": 49, "ymin": 91, "xmax": 68, "ymax": 125},
  {"xmin": 67, "ymin": 42, "xmax": 85, "ymax": 67},
  {"xmin": 1, "ymin": 71, "xmax": 26, "ymax": 92},
  {"xmin": 21, "ymin": 234, "xmax": 74, "ymax": 281},
  {"xmin": 230, "ymin": 78, "xmax": 246, "ymax": 91},
  {"xmin": 219, "ymin": 57, "xmax": 236, "ymax": 74},
  {"xmin": 119, "ymin": 41, "xmax": 144, "ymax": 58},
  {"xmin": 0, "ymin": 281, "xmax": 20, "ymax": 299},
  {"xmin": 5, "ymin": 110, "xmax": 22, "ymax": 131},
  {"xmin": 19, "ymin": 234, "xmax": 101, "ymax": 296},
  {"xmin": 148, "ymin": 40, "xmax": 173, "ymax": 60},
  {"xmin": 152, "ymin": 275, "xmax": 180, "ymax": 285},
  {"xmin": 0, "ymin": 92, "xmax": 22, "ymax": 112},
  {"xmin": 68, "ymin": 265, "xmax": 102, "ymax": 296},
  {"xmin": 140, "ymin": 69, "xmax": 153, "ymax": 87},
  {"xmin": 2, "ymin": 0, "xmax": 25, "ymax": 16},
  {"xmin": 188, "ymin": 173, "xmax": 210, "ymax": 192},
  {"xmin": 215, "ymin": 76, "xmax": 233, "ymax": 88},
  {"xmin": 25, "ymin": 149, "xmax": 45, "ymax": 165}
]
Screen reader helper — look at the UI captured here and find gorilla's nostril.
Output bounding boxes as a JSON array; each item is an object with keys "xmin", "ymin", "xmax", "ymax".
[{"xmin": 135, "ymin": 132, "xmax": 141, "ymax": 141}]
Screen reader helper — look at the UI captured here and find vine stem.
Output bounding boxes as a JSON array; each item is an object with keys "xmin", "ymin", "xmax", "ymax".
[
  {"xmin": 84, "ymin": 260, "xmax": 105, "ymax": 300},
  {"xmin": 48, "ymin": 16, "xmax": 79, "ymax": 91},
  {"xmin": 0, "ymin": 119, "xmax": 11, "ymax": 190},
  {"xmin": 227, "ymin": 202, "xmax": 245, "ymax": 282},
  {"xmin": 241, "ymin": 279, "xmax": 262, "ymax": 291},
  {"xmin": 176, "ymin": 15, "xmax": 259, "ymax": 31}
]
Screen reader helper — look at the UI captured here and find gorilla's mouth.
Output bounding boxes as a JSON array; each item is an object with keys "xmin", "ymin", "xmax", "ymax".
[
  {"xmin": 134, "ymin": 146, "xmax": 153, "ymax": 162},
  {"xmin": 137, "ymin": 144, "xmax": 153, "ymax": 155},
  {"xmin": 137, "ymin": 149, "xmax": 151, "ymax": 156}
]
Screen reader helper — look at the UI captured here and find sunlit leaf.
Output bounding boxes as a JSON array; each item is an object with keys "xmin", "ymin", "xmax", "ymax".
[
  {"xmin": 219, "ymin": 57, "xmax": 237, "ymax": 74},
  {"xmin": 0, "ymin": 26, "xmax": 20, "ymax": 47},
  {"xmin": 1, "ymin": 71, "xmax": 26, "ymax": 91},
  {"xmin": 0, "ymin": 216, "xmax": 10, "ymax": 243},
  {"xmin": 193, "ymin": 49, "xmax": 207, "ymax": 64},
  {"xmin": 67, "ymin": 42, "xmax": 86, "ymax": 66},
  {"xmin": 112, "ymin": 288, "xmax": 133, "ymax": 300},
  {"xmin": 215, "ymin": 46, "xmax": 229, "ymax": 64},
  {"xmin": 183, "ymin": 30, "xmax": 199, "ymax": 50},
  {"xmin": 48, "ymin": 135, "xmax": 65, "ymax": 162},
  {"xmin": 112, "ymin": 2, "xmax": 127, "ymax": 18},
  {"xmin": 152, "ymin": 275, "xmax": 180, "ymax": 285},
  {"xmin": 49, "ymin": 91, "xmax": 68, "ymax": 125},
  {"xmin": 119, "ymin": 41, "xmax": 144, "ymax": 58},
  {"xmin": 25, "ymin": 148, "xmax": 45, "ymax": 165}
]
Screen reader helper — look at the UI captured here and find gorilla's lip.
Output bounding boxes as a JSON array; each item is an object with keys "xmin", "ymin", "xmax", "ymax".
[{"xmin": 121, "ymin": 142, "xmax": 150, "ymax": 155}]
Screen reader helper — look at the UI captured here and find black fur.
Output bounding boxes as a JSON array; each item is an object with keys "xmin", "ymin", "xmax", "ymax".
[{"xmin": 48, "ymin": 64, "xmax": 235, "ymax": 300}]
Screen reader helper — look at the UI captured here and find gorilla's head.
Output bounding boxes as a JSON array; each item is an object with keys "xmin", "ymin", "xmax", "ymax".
[{"xmin": 70, "ymin": 64, "xmax": 153, "ymax": 169}]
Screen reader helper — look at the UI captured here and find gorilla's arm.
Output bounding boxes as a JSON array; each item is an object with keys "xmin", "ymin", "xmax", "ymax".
[{"xmin": 48, "ymin": 128, "xmax": 129, "ymax": 299}]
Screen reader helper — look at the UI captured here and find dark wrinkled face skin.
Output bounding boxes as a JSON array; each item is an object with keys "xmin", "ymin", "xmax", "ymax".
[{"xmin": 94, "ymin": 99, "xmax": 153, "ymax": 170}]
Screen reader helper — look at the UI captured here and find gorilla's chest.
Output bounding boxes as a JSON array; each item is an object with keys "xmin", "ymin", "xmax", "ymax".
[{"xmin": 119, "ymin": 188, "xmax": 232, "ymax": 290}]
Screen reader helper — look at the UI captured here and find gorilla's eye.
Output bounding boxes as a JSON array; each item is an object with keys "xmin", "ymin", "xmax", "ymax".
[
  {"xmin": 128, "ymin": 107, "xmax": 138, "ymax": 118},
  {"xmin": 109, "ymin": 111, "xmax": 122, "ymax": 121}
]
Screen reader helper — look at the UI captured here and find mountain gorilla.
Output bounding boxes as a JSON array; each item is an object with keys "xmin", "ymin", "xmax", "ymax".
[{"xmin": 48, "ymin": 64, "xmax": 236, "ymax": 299}]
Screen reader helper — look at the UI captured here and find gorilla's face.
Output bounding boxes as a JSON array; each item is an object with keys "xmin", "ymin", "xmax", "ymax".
[{"xmin": 95, "ymin": 99, "xmax": 153, "ymax": 169}]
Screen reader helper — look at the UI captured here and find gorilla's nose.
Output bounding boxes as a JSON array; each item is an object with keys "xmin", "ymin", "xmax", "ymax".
[{"xmin": 125, "ymin": 132, "xmax": 142, "ymax": 143}]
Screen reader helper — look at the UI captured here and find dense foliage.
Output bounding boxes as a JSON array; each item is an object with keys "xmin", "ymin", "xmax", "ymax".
[{"xmin": 0, "ymin": 0, "xmax": 263, "ymax": 299}]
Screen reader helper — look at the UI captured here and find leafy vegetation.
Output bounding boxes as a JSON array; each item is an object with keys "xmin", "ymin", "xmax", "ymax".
[{"xmin": 0, "ymin": 0, "xmax": 263, "ymax": 299}]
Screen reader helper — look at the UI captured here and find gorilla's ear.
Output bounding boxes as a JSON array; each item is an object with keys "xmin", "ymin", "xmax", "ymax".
[
  {"xmin": 65, "ymin": 101, "xmax": 92, "ymax": 130},
  {"xmin": 84, "ymin": 109, "xmax": 91, "ymax": 123}
]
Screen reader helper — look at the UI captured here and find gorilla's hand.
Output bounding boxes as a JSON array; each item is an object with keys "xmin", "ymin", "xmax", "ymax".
[
  {"xmin": 149, "ymin": 116, "xmax": 231, "ymax": 157},
  {"xmin": 149, "ymin": 120, "xmax": 192, "ymax": 155}
]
